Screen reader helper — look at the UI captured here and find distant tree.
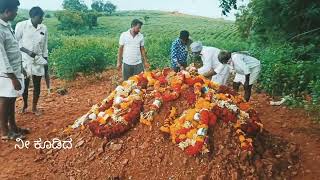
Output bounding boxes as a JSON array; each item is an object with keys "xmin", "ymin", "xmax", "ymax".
[
  {"xmin": 83, "ymin": 11, "xmax": 101, "ymax": 29},
  {"xmin": 218, "ymin": 0, "xmax": 237, "ymax": 15},
  {"xmin": 45, "ymin": 14, "xmax": 52, "ymax": 18},
  {"xmin": 103, "ymin": 1, "xmax": 116, "ymax": 15},
  {"xmin": 91, "ymin": 0, "xmax": 116, "ymax": 15},
  {"xmin": 143, "ymin": 15, "xmax": 150, "ymax": 24},
  {"xmin": 55, "ymin": 10, "xmax": 85, "ymax": 30},
  {"xmin": 91, "ymin": 0, "xmax": 104, "ymax": 12},
  {"xmin": 63, "ymin": 0, "xmax": 88, "ymax": 11}
]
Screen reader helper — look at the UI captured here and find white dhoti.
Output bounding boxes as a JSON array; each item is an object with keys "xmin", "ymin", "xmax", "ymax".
[
  {"xmin": 233, "ymin": 65, "xmax": 261, "ymax": 85},
  {"xmin": 0, "ymin": 76, "xmax": 24, "ymax": 98}
]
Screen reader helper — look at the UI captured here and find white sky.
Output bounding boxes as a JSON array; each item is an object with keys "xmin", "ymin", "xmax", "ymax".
[{"xmin": 19, "ymin": 0, "xmax": 245, "ymax": 20}]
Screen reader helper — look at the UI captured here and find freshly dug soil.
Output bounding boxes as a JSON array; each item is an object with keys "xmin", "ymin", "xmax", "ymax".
[{"xmin": 0, "ymin": 69, "xmax": 319, "ymax": 180}]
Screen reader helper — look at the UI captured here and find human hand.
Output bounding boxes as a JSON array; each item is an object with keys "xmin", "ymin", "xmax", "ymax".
[
  {"xmin": 144, "ymin": 62, "xmax": 150, "ymax": 69},
  {"xmin": 117, "ymin": 61, "xmax": 122, "ymax": 71},
  {"xmin": 11, "ymin": 78, "xmax": 22, "ymax": 91},
  {"xmin": 29, "ymin": 52, "xmax": 36, "ymax": 58}
]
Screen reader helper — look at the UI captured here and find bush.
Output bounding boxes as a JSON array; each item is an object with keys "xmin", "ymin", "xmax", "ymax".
[
  {"xmin": 55, "ymin": 10, "xmax": 85, "ymax": 31},
  {"xmin": 310, "ymin": 80, "xmax": 320, "ymax": 105},
  {"xmin": 12, "ymin": 15, "xmax": 28, "ymax": 30},
  {"xmin": 249, "ymin": 43, "xmax": 320, "ymax": 97},
  {"xmin": 55, "ymin": 10, "xmax": 101, "ymax": 33},
  {"xmin": 50, "ymin": 37, "xmax": 117, "ymax": 80},
  {"xmin": 48, "ymin": 35, "xmax": 63, "ymax": 53},
  {"xmin": 45, "ymin": 14, "xmax": 52, "ymax": 18}
]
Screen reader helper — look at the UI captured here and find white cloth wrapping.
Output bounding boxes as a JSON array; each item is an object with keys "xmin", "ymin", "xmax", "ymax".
[{"xmin": 0, "ymin": 76, "xmax": 24, "ymax": 97}]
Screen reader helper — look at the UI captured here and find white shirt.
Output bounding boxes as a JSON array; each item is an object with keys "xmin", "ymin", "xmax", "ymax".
[
  {"xmin": 0, "ymin": 19, "xmax": 23, "ymax": 78},
  {"xmin": 198, "ymin": 46, "xmax": 221, "ymax": 75},
  {"xmin": 231, "ymin": 53, "xmax": 260, "ymax": 75},
  {"xmin": 197, "ymin": 46, "xmax": 230, "ymax": 85},
  {"xmin": 119, "ymin": 29, "xmax": 144, "ymax": 65},
  {"xmin": 15, "ymin": 20, "xmax": 48, "ymax": 76}
]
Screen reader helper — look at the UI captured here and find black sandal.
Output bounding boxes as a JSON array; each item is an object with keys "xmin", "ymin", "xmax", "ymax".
[
  {"xmin": 1, "ymin": 131, "xmax": 26, "ymax": 141},
  {"xmin": 17, "ymin": 127, "xmax": 31, "ymax": 135}
]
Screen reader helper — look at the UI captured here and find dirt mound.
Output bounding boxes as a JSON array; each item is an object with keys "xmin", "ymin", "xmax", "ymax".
[
  {"xmin": 39, "ymin": 67, "xmax": 300, "ymax": 179},
  {"xmin": 1, "ymin": 69, "xmax": 314, "ymax": 180},
  {"xmin": 39, "ymin": 108, "xmax": 300, "ymax": 179}
]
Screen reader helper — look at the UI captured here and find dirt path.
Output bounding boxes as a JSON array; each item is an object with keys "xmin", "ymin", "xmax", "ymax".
[{"xmin": 0, "ymin": 70, "xmax": 319, "ymax": 180}]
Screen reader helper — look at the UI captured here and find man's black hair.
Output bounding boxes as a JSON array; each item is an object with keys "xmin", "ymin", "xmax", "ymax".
[
  {"xmin": 131, "ymin": 19, "xmax": 143, "ymax": 27},
  {"xmin": 29, "ymin": 6, "xmax": 44, "ymax": 18},
  {"xmin": 180, "ymin": 30, "xmax": 189, "ymax": 40},
  {"xmin": 0, "ymin": 0, "xmax": 20, "ymax": 13}
]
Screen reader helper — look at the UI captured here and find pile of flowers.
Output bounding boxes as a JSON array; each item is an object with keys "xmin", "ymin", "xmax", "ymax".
[
  {"xmin": 71, "ymin": 80, "xmax": 144, "ymax": 139},
  {"xmin": 71, "ymin": 66, "xmax": 263, "ymax": 156}
]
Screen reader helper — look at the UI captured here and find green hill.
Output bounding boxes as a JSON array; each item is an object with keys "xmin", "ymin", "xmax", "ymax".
[
  {"xmin": 43, "ymin": 10, "xmax": 248, "ymax": 71},
  {"xmin": 45, "ymin": 10, "xmax": 247, "ymax": 49}
]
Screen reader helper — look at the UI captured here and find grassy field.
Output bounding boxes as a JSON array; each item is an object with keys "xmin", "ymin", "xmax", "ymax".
[
  {"xmin": 17, "ymin": 10, "xmax": 320, "ymax": 119},
  {"xmin": 41, "ymin": 10, "xmax": 248, "ymax": 71}
]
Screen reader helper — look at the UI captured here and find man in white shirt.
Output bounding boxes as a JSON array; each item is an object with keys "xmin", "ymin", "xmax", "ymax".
[
  {"xmin": 190, "ymin": 42, "xmax": 231, "ymax": 85},
  {"xmin": 15, "ymin": 6, "xmax": 48, "ymax": 115},
  {"xmin": 218, "ymin": 51, "xmax": 261, "ymax": 101},
  {"xmin": 0, "ymin": 0, "xmax": 29, "ymax": 140},
  {"xmin": 117, "ymin": 19, "xmax": 149, "ymax": 81}
]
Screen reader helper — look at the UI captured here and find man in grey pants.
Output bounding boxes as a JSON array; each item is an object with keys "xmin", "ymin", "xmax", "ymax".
[{"xmin": 117, "ymin": 19, "xmax": 149, "ymax": 81}]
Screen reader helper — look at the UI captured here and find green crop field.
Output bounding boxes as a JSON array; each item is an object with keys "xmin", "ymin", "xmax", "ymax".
[{"xmin": 40, "ymin": 10, "xmax": 249, "ymax": 77}]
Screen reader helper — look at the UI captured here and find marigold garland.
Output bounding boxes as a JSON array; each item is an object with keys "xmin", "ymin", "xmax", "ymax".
[{"xmin": 71, "ymin": 65, "xmax": 264, "ymax": 156}]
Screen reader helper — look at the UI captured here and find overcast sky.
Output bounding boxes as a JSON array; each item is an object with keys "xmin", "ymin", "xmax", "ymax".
[{"xmin": 19, "ymin": 0, "xmax": 244, "ymax": 20}]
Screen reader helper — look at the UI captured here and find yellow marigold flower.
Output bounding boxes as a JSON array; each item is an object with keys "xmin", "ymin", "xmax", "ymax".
[
  {"xmin": 179, "ymin": 134, "xmax": 187, "ymax": 139},
  {"xmin": 186, "ymin": 129, "xmax": 197, "ymax": 139},
  {"xmin": 196, "ymin": 137, "xmax": 205, "ymax": 142},
  {"xmin": 195, "ymin": 98, "xmax": 211, "ymax": 110},
  {"xmin": 98, "ymin": 117, "xmax": 107, "ymax": 125},
  {"xmin": 239, "ymin": 135, "xmax": 245, "ymax": 142},
  {"xmin": 216, "ymin": 93, "xmax": 227, "ymax": 100},
  {"xmin": 198, "ymin": 124, "xmax": 208, "ymax": 129},
  {"xmin": 105, "ymin": 108, "xmax": 113, "ymax": 115},
  {"xmin": 234, "ymin": 121, "xmax": 241, "ymax": 129},
  {"xmin": 185, "ymin": 109, "xmax": 197, "ymax": 121},
  {"xmin": 128, "ymin": 76, "xmax": 139, "ymax": 83},
  {"xmin": 120, "ymin": 102, "xmax": 131, "ymax": 109}
]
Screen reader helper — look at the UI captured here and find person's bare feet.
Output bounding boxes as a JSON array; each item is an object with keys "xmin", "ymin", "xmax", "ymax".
[
  {"xmin": 19, "ymin": 107, "xmax": 27, "ymax": 114},
  {"xmin": 32, "ymin": 109, "xmax": 42, "ymax": 116}
]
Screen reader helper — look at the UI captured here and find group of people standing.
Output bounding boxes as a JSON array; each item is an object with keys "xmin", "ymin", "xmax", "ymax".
[
  {"xmin": 0, "ymin": 0, "xmax": 49, "ymax": 140},
  {"xmin": 0, "ymin": 0, "xmax": 261, "ymax": 141},
  {"xmin": 117, "ymin": 20, "xmax": 261, "ymax": 103}
]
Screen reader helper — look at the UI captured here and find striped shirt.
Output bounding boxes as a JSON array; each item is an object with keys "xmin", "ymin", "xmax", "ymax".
[{"xmin": 0, "ymin": 19, "xmax": 23, "ymax": 78}]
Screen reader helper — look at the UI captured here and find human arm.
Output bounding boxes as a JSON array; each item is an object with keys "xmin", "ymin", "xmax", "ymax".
[
  {"xmin": 42, "ymin": 27, "xmax": 49, "ymax": 59},
  {"xmin": 140, "ymin": 46, "xmax": 149, "ymax": 69},
  {"xmin": 117, "ymin": 45, "xmax": 124, "ymax": 71},
  {"xmin": 0, "ymin": 33, "xmax": 21, "ymax": 90}
]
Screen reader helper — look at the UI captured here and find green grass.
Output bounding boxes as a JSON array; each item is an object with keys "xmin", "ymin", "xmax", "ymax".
[{"xmin": 44, "ymin": 10, "xmax": 248, "ymax": 69}]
